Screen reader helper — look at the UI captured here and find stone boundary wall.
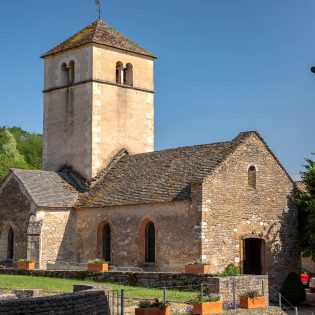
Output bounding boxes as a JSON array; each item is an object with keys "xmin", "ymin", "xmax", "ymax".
[
  {"xmin": 0, "ymin": 284, "xmax": 111, "ymax": 315},
  {"xmin": 223, "ymin": 307, "xmax": 285, "ymax": 314},
  {"xmin": 0, "ymin": 269, "xmax": 268, "ymax": 302}
]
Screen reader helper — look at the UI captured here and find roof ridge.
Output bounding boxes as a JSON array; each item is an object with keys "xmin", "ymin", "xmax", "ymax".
[
  {"xmin": 42, "ymin": 19, "xmax": 156, "ymax": 58},
  {"xmin": 128, "ymin": 140, "xmax": 232, "ymax": 158},
  {"xmin": 91, "ymin": 19, "xmax": 102, "ymax": 41}
]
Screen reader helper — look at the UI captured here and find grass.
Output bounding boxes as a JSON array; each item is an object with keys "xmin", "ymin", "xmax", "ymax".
[{"xmin": 0, "ymin": 275, "xmax": 199, "ymax": 302}]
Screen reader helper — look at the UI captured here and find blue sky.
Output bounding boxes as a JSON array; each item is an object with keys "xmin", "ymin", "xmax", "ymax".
[{"xmin": 0, "ymin": 0, "xmax": 314, "ymax": 178}]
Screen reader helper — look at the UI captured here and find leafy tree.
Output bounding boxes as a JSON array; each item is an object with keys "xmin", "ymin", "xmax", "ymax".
[
  {"xmin": 280, "ymin": 272, "xmax": 306, "ymax": 305},
  {"xmin": 0, "ymin": 128, "xmax": 28, "ymax": 179},
  {"xmin": 8, "ymin": 127, "xmax": 42, "ymax": 169},
  {"xmin": 296, "ymin": 154, "xmax": 315, "ymax": 260}
]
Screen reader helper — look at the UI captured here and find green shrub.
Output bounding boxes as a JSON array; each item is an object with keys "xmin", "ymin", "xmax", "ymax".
[
  {"xmin": 191, "ymin": 294, "xmax": 221, "ymax": 302},
  {"xmin": 88, "ymin": 258, "xmax": 105, "ymax": 264},
  {"xmin": 280, "ymin": 272, "xmax": 306, "ymax": 305},
  {"xmin": 221, "ymin": 263, "xmax": 240, "ymax": 276}
]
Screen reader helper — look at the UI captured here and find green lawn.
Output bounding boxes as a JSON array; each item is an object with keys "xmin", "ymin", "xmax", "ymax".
[{"xmin": 0, "ymin": 275, "xmax": 198, "ymax": 302}]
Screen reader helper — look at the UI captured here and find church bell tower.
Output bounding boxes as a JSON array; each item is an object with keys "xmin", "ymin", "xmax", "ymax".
[{"xmin": 41, "ymin": 20, "xmax": 156, "ymax": 181}]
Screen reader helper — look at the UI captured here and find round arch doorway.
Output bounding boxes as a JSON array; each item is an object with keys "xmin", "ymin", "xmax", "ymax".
[{"xmin": 242, "ymin": 237, "xmax": 266, "ymax": 275}]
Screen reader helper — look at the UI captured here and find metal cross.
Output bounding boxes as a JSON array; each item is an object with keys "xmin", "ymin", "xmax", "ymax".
[{"xmin": 96, "ymin": 0, "xmax": 102, "ymax": 20}]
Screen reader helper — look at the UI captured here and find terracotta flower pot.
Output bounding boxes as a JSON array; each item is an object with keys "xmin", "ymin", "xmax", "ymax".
[
  {"xmin": 17, "ymin": 262, "xmax": 35, "ymax": 270},
  {"xmin": 87, "ymin": 262, "xmax": 108, "ymax": 272},
  {"xmin": 193, "ymin": 301, "xmax": 222, "ymax": 314},
  {"xmin": 185, "ymin": 264, "xmax": 210, "ymax": 274},
  {"xmin": 240, "ymin": 296, "xmax": 266, "ymax": 309},
  {"xmin": 135, "ymin": 307, "xmax": 170, "ymax": 315}
]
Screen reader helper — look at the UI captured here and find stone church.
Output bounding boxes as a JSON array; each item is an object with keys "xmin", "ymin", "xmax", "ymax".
[{"xmin": 0, "ymin": 19, "xmax": 299, "ymax": 284}]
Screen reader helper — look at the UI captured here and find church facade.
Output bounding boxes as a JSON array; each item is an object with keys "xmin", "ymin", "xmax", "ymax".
[{"xmin": 0, "ymin": 20, "xmax": 299, "ymax": 285}]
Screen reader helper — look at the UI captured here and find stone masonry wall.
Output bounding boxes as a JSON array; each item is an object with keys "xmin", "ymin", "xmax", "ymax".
[
  {"xmin": 76, "ymin": 201, "xmax": 200, "ymax": 272},
  {"xmin": 0, "ymin": 284, "xmax": 111, "ymax": 315},
  {"xmin": 0, "ymin": 175, "xmax": 32, "ymax": 261},
  {"xmin": 43, "ymin": 83, "xmax": 93, "ymax": 180},
  {"xmin": 91, "ymin": 45, "xmax": 154, "ymax": 179},
  {"xmin": 40, "ymin": 209, "xmax": 77, "ymax": 268},
  {"xmin": 200, "ymin": 133, "xmax": 300, "ymax": 286}
]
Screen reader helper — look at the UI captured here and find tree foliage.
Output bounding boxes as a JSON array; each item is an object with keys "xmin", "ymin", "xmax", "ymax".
[
  {"xmin": 296, "ymin": 154, "xmax": 315, "ymax": 260},
  {"xmin": 8, "ymin": 127, "xmax": 42, "ymax": 170},
  {"xmin": 0, "ymin": 127, "xmax": 42, "ymax": 181}
]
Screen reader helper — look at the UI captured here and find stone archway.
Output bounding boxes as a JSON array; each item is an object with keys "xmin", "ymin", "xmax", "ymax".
[
  {"xmin": 242, "ymin": 237, "xmax": 266, "ymax": 275},
  {"xmin": 97, "ymin": 221, "xmax": 112, "ymax": 262},
  {"xmin": 138, "ymin": 217, "xmax": 157, "ymax": 265},
  {"xmin": 0, "ymin": 224, "xmax": 14, "ymax": 260}
]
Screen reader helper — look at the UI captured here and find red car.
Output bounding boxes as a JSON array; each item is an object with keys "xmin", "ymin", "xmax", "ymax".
[{"xmin": 301, "ymin": 270, "xmax": 314, "ymax": 287}]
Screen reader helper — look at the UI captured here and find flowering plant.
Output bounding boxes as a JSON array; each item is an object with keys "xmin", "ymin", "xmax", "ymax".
[
  {"xmin": 185, "ymin": 305, "xmax": 193, "ymax": 313},
  {"xmin": 18, "ymin": 259, "xmax": 33, "ymax": 263},
  {"xmin": 138, "ymin": 298, "xmax": 170, "ymax": 309},
  {"xmin": 240, "ymin": 289, "xmax": 262, "ymax": 300},
  {"xmin": 192, "ymin": 294, "xmax": 221, "ymax": 302},
  {"xmin": 88, "ymin": 258, "xmax": 106, "ymax": 264},
  {"xmin": 186, "ymin": 260, "xmax": 209, "ymax": 265}
]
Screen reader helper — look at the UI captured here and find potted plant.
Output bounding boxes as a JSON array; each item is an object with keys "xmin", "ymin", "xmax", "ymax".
[
  {"xmin": 17, "ymin": 259, "xmax": 35, "ymax": 270},
  {"xmin": 135, "ymin": 298, "xmax": 170, "ymax": 315},
  {"xmin": 192, "ymin": 294, "xmax": 222, "ymax": 314},
  {"xmin": 239, "ymin": 290, "xmax": 266, "ymax": 309},
  {"xmin": 185, "ymin": 261, "xmax": 211, "ymax": 274},
  {"xmin": 87, "ymin": 259, "xmax": 108, "ymax": 272}
]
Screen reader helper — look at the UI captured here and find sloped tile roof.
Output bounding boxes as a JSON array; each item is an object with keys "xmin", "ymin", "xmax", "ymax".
[
  {"xmin": 79, "ymin": 132, "xmax": 256, "ymax": 207},
  {"xmin": 11, "ymin": 169, "xmax": 78, "ymax": 208},
  {"xmin": 42, "ymin": 20, "xmax": 156, "ymax": 58},
  {"xmin": 7, "ymin": 131, "xmax": 289, "ymax": 209}
]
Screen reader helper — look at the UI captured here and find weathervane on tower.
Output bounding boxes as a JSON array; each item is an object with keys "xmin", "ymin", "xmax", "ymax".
[{"xmin": 95, "ymin": 0, "xmax": 102, "ymax": 20}]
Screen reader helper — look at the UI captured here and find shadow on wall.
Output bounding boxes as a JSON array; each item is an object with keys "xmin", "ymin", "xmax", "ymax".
[
  {"xmin": 268, "ymin": 191, "xmax": 300, "ymax": 289},
  {"xmin": 54, "ymin": 210, "xmax": 78, "ymax": 265}
]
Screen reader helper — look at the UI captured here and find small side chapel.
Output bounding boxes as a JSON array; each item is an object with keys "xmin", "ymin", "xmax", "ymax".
[{"xmin": 0, "ymin": 19, "xmax": 299, "ymax": 285}]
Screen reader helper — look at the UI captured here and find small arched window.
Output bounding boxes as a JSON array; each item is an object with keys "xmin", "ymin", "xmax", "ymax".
[
  {"xmin": 248, "ymin": 166, "xmax": 257, "ymax": 189},
  {"xmin": 124, "ymin": 63, "xmax": 133, "ymax": 86},
  {"xmin": 7, "ymin": 227, "xmax": 14, "ymax": 259},
  {"xmin": 102, "ymin": 223, "xmax": 111, "ymax": 261},
  {"xmin": 61, "ymin": 61, "xmax": 75, "ymax": 85},
  {"xmin": 145, "ymin": 222, "xmax": 155, "ymax": 263},
  {"xmin": 61, "ymin": 63, "xmax": 69, "ymax": 85},
  {"xmin": 116, "ymin": 61, "xmax": 123, "ymax": 84},
  {"xmin": 68, "ymin": 60, "xmax": 75, "ymax": 84}
]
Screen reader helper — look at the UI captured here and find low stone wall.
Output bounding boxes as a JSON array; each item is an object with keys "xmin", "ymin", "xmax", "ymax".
[
  {"xmin": 208, "ymin": 275, "xmax": 269, "ymax": 305},
  {"xmin": 224, "ymin": 307, "xmax": 285, "ymax": 314},
  {"xmin": 0, "ymin": 269, "xmax": 269, "ymax": 303},
  {"xmin": 0, "ymin": 284, "xmax": 111, "ymax": 315}
]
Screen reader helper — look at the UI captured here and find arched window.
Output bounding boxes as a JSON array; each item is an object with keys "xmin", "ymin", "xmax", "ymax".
[
  {"xmin": 124, "ymin": 63, "xmax": 133, "ymax": 86},
  {"xmin": 61, "ymin": 61, "xmax": 75, "ymax": 85},
  {"xmin": 248, "ymin": 166, "xmax": 256, "ymax": 189},
  {"xmin": 68, "ymin": 60, "xmax": 75, "ymax": 84},
  {"xmin": 145, "ymin": 222, "xmax": 155, "ymax": 263},
  {"xmin": 7, "ymin": 227, "xmax": 14, "ymax": 259},
  {"xmin": 61, "ymin": 63, "xmax": 69, "ymax": 85},
  {"xmin": 102, "ymin": 223, "xmax": 111, "ymax": 261},
  {"xmin": 116, "ymin": 61, "xmax": 123, "ymax": 84}
]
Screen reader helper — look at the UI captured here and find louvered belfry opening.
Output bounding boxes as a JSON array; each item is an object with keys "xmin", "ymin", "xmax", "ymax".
[{"xmin": 145, "ymin": 222, "xmax": 155, "ymax": 263}]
